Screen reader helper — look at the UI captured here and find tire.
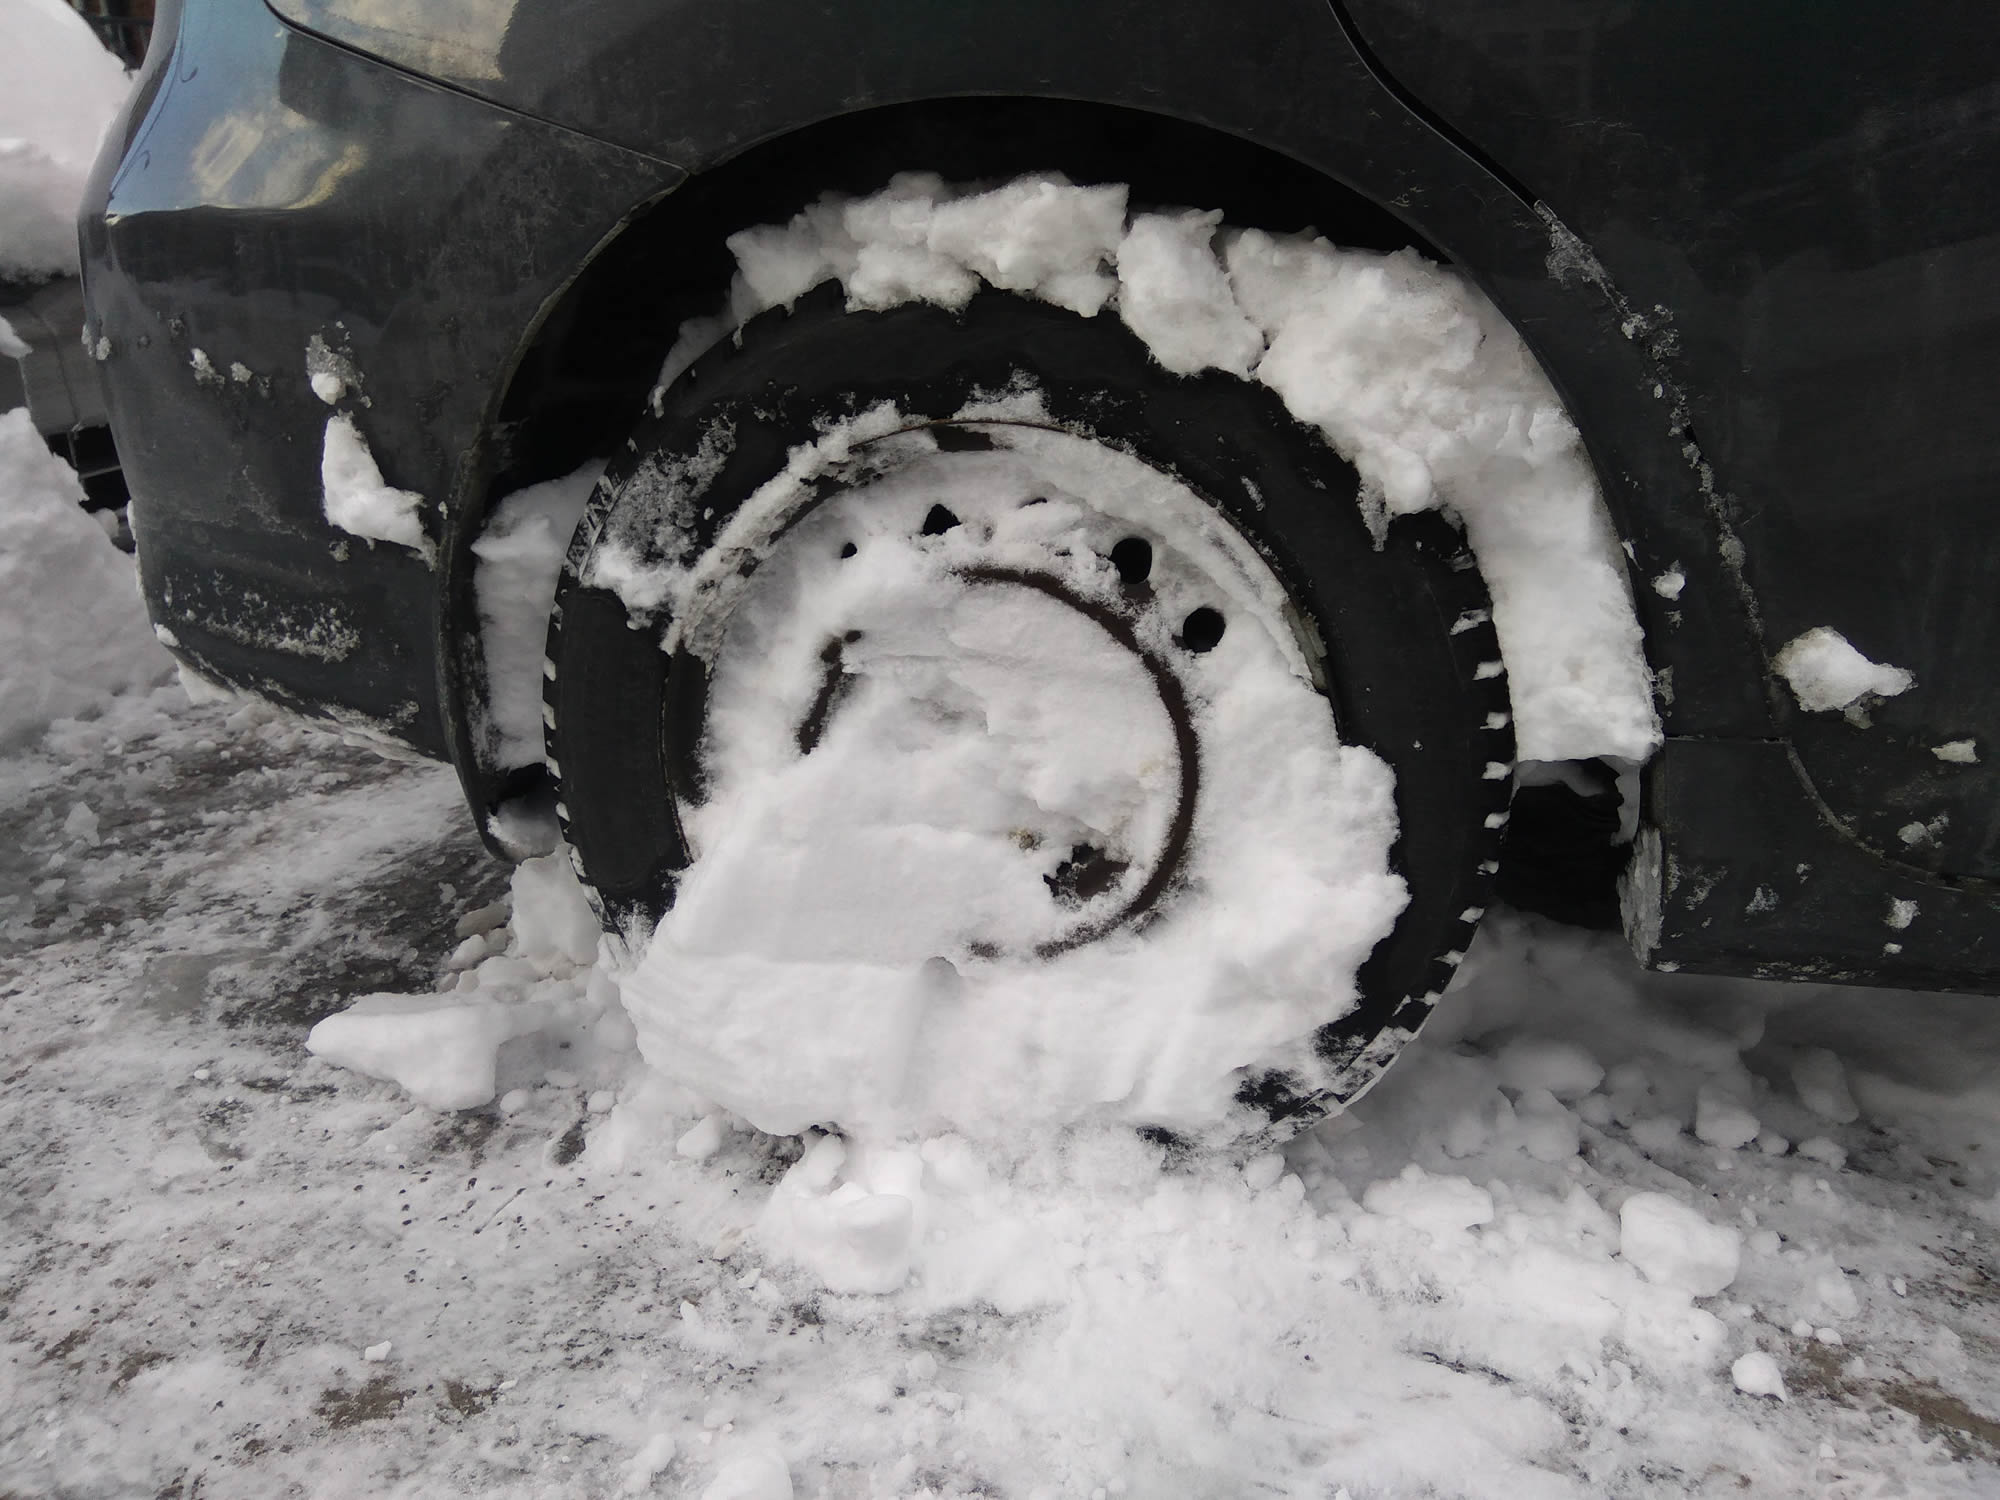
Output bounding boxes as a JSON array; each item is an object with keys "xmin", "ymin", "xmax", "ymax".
[{"xmin": 548, "ymin": 282, "xmax": 1514, "ymax": 1134}]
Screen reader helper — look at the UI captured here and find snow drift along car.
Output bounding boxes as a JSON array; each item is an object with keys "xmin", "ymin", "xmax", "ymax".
[{"xmin": 76, "ymin": 0, "xmax": 2000, "ymax": 1130}]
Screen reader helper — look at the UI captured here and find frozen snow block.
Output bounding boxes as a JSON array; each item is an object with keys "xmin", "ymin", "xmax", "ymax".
[
  {"xmin": 1618, "ymin": 1191, "xmax": 1740, "ymax": 1298},
  {"xmin": 510, "ymin": 850, "xmax": 601, "ymax": 966},
  {"xmin": 305, "ymin": 994, "xmax": 555, "ymax": 1110}
]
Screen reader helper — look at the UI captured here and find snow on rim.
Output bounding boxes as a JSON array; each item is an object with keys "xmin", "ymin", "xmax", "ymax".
[{"xmin": 614, "ymin": 419, "xmax": 1407, "ymax": 1140}]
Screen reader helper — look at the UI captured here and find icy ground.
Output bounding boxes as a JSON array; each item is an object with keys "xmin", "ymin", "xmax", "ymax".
[{"xmin": 3, "ymin": 687, "xmax": 1999, "ymax": 1499}]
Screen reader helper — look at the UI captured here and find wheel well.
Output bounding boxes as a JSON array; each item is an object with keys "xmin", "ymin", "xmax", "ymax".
[
  {"xmin": 444, "ymin": 96, "xmax": 1451, "ymax": 839},
  {"xmin": 480, "ymin": 96, "xmax": 1443, "ymax": 507}
]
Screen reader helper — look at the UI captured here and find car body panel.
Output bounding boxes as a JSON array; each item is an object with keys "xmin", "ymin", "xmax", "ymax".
[
  {"xmin": 83, "ymin": 0, "xmax": 675, "ymax": 746},
  {"xmin": 1341, "ymin": 0, "xmax": 2000, "ymax": 887}
]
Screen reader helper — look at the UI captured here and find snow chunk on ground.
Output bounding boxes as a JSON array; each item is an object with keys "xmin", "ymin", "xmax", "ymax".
[
  {"xmin": 1773, "ymin": 626, "xmax": 1913, "ymax": 712},
  {"xmin": 321, "ymin": 413, "xmax": 430, "ymax": 560},
  {"xmin": 304, "ymin": 993, "xmax": 564, "ymax": 1110},
  {"xmin": 1933, "ymin": 738, "xmax": 1978, "ymax": 764},
  {"xmin": 1362, "ymin": 1165, "xmax": 1495, "ymax": 1239},
  {"xmin": 1790, "ymin": 1047, "xmax": 1860, "ymax": 1124},
  {"xmin": 472, "ymin": 462, "xmax": 601, "ymax": 767},
  {"xmin": 1732, "ymin": 1350, "xmax": 1787, "ymax": 1400},
  {"xmin": 1619, "ymin": 1192, "xmax": 1741, "ymax": 1297},
  {"xmin": 0, "ymin": 0, "xmax": 129, "ymax": 278},
  {"xmin": 701, "ymin": 1448, "xmax": 793, "ymax": 1500},
  {"xmin": 0, "ymin": 408, "xmax": 172, "ymax": 744},
  {"xmin": 1695, "ymin": 1085, "xmax": 1761, "ymax": 1149},
  {"xmin": 1494, "ymin": 1036, "xmax": 1604, "ymax": 1099},
  {"xmin": 760, "ymin": 1136, "xmax": 919, "ymax": 1294},
  {"xmin": 305, "ymin": 851, "xmax": 603, "ymax": 1108}
]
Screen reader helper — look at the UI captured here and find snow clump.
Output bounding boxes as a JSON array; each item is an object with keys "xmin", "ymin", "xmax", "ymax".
[
  {"xmin": 1789, "ymin": 1046, "xmax": 1860, "ymax": 1124},
  {"xmin": 1731, "ymin": 1350, "xmax": 1788, "ymax": 1401},
  {"xmin": 1618, "ymin": 1191, "xmax": 1741, "ymax": 1298},
  {"xmin": 305, "ymin": 850, "xmax": 610, "ymax": 1110},
  {"xmin": 320, "ymin": 413, "xmax": 431, "ymax": 560},
  {"xmin": 1773, "ymin": 625, "xmax": 1913, "ymax": 713}
]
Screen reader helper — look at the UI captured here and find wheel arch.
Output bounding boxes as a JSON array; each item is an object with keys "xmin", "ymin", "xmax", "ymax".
[
  {"xmin": 436, "ymin": 89, "xmax": 1766, "ymax": 878},
  {"xmin": 437, "ymin": 95, "xmax": 1465, "ymax": 842}
]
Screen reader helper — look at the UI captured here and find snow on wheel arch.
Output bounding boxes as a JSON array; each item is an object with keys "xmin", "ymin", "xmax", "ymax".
[{"xmin": 658, "ymin": 171, "xmax": 1661, "ymax": 768}]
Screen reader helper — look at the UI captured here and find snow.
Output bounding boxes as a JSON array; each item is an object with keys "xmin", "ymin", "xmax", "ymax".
[
  {"xmin": 612, "ymin": 423, "xmax": 1408, "ymax": 1140},
  {"xmin": 0, "ymin": 407, "xmax": 171, "ymax": 744},
  {"xmin": 8, "ymin": 69, "xmax": 2000, "ymax": 1496},
  {"xmin": 1933, "ymin": 738, "xmax": 1979, "ymax": 764},
  {"xmin": 1618, "ymin": 1192, "xmax": 1742, "ymax": 1298},
  {"xmin": 701, "ymin": 1449, "xmax": 794, "ymax": 1500},
  {"xmin": 4, "ymin": 686, "xmax": 2000, "ymax": 1496},
  {"xmin": 1116, "ymin": 209, "xmax": 1265, "ymax": 376},
  {"xmin": 1790, "ymin": 1046, "xmax": 1861, "ymax": 1124},
  {"xmin": 1695, "ymin": 1084, "xmax": 1762, "ymax": 1149},
  {"xmin": 1493, "ymin": 1035, "xmax": 1604, "ymax": 1098},
  {"xmin": 1772, "ymin": 625, "xmax": 1915, "ymax": 712},
  {"xmin": 684, "ymin": 174, "xmax": 1659, "ymax": 765},
  {"xmin": 320, "ymin": 412, "xmax": 431, "ymax": 559},
  {"xmin": 1732, "ymin": 1350, "xmax": 1788, "ymax": 1400},
  {"xmin": 471, "ymin": 463, "xmax": 600, "ymax": 767},
  {"xmin": 0, "ymin": 0, "xmax": 129, "ymax": 279}
]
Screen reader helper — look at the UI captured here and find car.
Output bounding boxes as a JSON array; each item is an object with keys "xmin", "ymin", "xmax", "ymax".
[{"xmin": 77, "ymin": 0, "xmax": 2000, "ymax": 1131}]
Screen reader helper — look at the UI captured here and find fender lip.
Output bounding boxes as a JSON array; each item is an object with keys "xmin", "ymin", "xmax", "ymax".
[{"xmin": 1642, "ymin": 736, "xmax": 2000, "ymax": 990}]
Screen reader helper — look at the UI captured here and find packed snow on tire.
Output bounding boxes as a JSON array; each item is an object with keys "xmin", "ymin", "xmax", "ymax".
[{"xmin": 455, "ymin": 173, "xmax": 1666, "ymax": 1150}]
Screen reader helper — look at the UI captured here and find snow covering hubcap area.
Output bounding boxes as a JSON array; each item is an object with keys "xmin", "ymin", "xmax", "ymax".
[{"xmin": 611, "ymin": 422, "xmax": 1411, "ymax": 1139}]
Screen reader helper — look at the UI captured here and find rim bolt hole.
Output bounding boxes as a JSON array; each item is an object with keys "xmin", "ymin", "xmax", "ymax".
[
  {"xmin": 921, "ymin": 503, "xmax": 961, "ymax": 536},
  {"xmin": 1180, "ymin": 607, "xmax": 1226, "ymax": 654},
  {"xmin": 1110, "ymin": 536, "xmax": 1153, "ymax": 586},
  {"xmin": 839, "ymin": 541, "xmax": 857, "ymax": 559}
]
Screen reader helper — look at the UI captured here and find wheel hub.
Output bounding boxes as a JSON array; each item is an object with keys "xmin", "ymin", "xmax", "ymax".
[{"xmin": 679, "ymin": 422, "xmax": 1300, "ymax": 965}]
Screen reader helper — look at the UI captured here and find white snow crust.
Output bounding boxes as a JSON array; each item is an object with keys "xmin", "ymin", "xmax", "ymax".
[
  {"xmin": 0, "ymin": 407, "xmax": 170, "ymax": 743},
  {"xmin": 1772, "ymin": 626, "xmax": 1914, "ymax": 713},
  {"xmin": 320, "ymin": 413, "xmax": 431, "ymax": 560},
  {"xmin": 0, "ymin": 0, "xmax": 129, "ymax": 279},
  {"xmin": 471, "ymin": 462, "xmax": 601, "ymax": 767},
  {"xmin": 678, "ymin": 172, "xmax": 1660, "ymax": 765}
]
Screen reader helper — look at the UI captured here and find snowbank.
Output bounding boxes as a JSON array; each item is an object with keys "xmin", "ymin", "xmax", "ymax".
[
  {"xmin": 0, "ymin": 407, "xmax": 170, "ymax": 743},
  {"xmin": 0, "ymin": 0, "xmax": 130, "ymax": 279}
]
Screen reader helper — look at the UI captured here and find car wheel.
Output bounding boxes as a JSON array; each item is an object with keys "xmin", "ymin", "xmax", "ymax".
[{"xmin": 546, "ymin": 283, "xmax": 1514, "ymax": 1137}]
